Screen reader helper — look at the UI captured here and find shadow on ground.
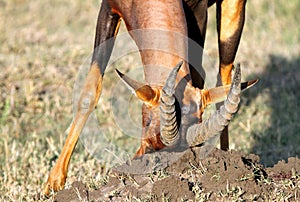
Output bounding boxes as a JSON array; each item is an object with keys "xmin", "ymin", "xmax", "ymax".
[{"xmin": 243, "ymin": 54, "xmax": 300, "ymax": 166}]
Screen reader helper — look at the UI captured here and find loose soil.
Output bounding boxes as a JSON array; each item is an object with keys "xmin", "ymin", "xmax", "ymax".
[{"xmin": 54, "ymin": 148, "xmax": 300, "ymax": 201}]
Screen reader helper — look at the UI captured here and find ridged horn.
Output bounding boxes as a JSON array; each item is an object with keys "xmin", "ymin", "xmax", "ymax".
[
  {"xmin": 160, "ymin": 61, "xmax": 183, "ymax": 146},
  {"xmin": 186, "ymin": 64, "xmax": 242, "ymax": 147}
]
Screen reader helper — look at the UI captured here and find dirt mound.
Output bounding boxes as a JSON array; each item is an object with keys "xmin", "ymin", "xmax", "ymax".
[{"xmin": 54, "ymin": 148, "xmax": 300, "ymax": 201}]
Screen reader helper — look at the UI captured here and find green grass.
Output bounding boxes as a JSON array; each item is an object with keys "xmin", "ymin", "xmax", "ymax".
[
  {"xmin": 226, "ymin": 1, "xmax": 300, "ymax": 166},
  {"xmin": 0, "ymin": 0, "xmax": 299, "ymax": 201}
]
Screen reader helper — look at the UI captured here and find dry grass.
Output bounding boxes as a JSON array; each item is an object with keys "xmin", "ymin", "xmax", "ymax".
[{"xmin": 0, "ymin": 0, "xmax": 299, "ymax": 201}]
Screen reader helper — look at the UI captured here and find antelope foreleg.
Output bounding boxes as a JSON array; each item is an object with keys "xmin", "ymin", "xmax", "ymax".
[
  {"xmin": 43, "ymin": 0, "xmax": 120, "ymax": 195},
  {"xmin": 217, "ymin": 0, "xmax": 246, "ymax": 86},
  {"xmin": 217, "ymin": 0, "xmax": 246, "ymax": 150},
  {"xmin": 43, "ymin": 63, "xmax": 102, "ymax": 195}
]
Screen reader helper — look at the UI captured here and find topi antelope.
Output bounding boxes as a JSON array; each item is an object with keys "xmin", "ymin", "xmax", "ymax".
[{"xmin": 44, "ymin": 0, "xmax": 257, "ymax": 195}]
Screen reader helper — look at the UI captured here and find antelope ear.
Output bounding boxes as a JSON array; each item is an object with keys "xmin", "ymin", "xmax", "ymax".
[
  {"xmin": 115, "ymin": 69, "xmax": 160, "ymax": 106},
  {"xmin": 202, "ymin": 79, "xmax": 259, "ymax": 106}
]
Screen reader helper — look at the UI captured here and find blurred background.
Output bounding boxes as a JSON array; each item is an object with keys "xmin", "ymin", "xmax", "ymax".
[{"xmin": 0, "ymin": 0, "xmax": 299, "ymax": 200}]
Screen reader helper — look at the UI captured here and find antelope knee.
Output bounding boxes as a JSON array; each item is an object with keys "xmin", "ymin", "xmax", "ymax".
[{"xmin": 78, "ymin": 91, "xmax": 97, "ymax": 114}]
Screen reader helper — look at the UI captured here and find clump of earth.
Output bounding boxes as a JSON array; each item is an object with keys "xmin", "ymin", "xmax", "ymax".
[{"xmin": 53, "ymin": 147, "xmax": 300, "ymax": 201}]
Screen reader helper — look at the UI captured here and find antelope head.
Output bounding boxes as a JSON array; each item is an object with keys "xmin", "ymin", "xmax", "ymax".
[{"xmin": 116, "ymin": 61, "xmax": 256, "ymax": 157}]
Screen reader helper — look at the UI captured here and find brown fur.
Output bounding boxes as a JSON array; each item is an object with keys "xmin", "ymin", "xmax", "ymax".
[{"xmin": 44, "ymin": 0, "xmax": 247, "ymax": 195}]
